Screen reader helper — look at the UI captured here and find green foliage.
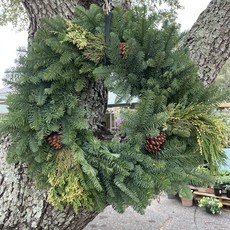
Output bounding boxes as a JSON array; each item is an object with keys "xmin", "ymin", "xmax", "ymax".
[
  {"xmin": 117, "ymin": 93, "xmax": 226, "ymax": 198},
  {"xmin": 166, "ymin": 103, "xmax": 228, "ymax": 171},
  {"xmin": 73, "ymin": 4, "xmax": 105, "ymax": 33},
  {"xmin": 0, "ymin": 0, "xmax": 28, "ymax": 29},
  {"xmin": 188, "ymin": 166, "xmax": 215, "ymax": 187},
  {"xmin": 199, "ymin": 197, "xmax": 223, "ymax": 214},
  {"xmin": 94, "ymin": 6, "xmax": 222, "ymax": 106},
  {"xmin": 47, "ymin": 149, "xmax": 94, "ymax": 213},
  {"xmin": 105, "ymin": 139, "xmax": 168, "ymax": 213},
  {"xmin": 217, "ymin": 170, "xmax": 230, "ymax": 176},
  {"xmin": 64, "ymin": 19, "xmax": 105, "ymax": 63},
  {"xmin": 1, "ymin": 4, "xmax": 228, "ymax": 215},
  {"xmin": 215, "ymin": 175, "xmax": 230, "ymax": 185},
  {"xmin": 179, "ymin": 186, "xmax": 193, "ymax": 199}
]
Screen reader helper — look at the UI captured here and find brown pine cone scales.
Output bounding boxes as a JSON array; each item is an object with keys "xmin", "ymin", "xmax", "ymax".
[
  {"xmin": 144, "ymin": 132, "xmax": 166, "ymax": 154},
  {"xmin": 119, "ymin": 42, "xmax": 127, "ymax": 58},
  {"xmin": 47, "ymin": 132, "xmax": 63, "ymax": 150}
]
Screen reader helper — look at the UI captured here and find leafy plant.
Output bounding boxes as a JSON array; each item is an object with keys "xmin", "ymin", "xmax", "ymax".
[
  {"xmin": 218, "ymin": 170, "xmax": 230, "ymax": 176},
  {"xmin": 225, "ymin": 184, "xmax": 230, "ymax": 190},
  {"xmin": 199, "ymin": 197, "xmax": 223, "ymax": 214},
  {"xmin": 179, "ymin": 186, "xmax": 193, "ymax": 200},
  {"xmin": 215, "ymin": 175, "xmax": 230, "ymax": 185}
]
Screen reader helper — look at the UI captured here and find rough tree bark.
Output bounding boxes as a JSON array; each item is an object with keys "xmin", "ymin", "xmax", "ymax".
[
  {"xmin": 0, "ymin": 136, "xmax": 98, "ymax": 230},
  {"xmin": 185, "ymin": 0, "xmax": 230, "ymax": 85},
  {"xmin": 1, "ymin": 0, "xmax": 230, "ymax": 229}
]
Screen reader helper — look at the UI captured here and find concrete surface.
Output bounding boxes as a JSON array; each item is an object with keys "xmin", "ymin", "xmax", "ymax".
[{"xmin": 84, "ymin": 194, "xmax": 230, "ymax": 230}]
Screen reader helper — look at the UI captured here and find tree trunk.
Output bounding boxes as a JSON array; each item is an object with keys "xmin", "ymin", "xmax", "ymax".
[
  {"xmin": 22, "ymin": 0, "xmax": 99, "ymax": 42},
  {"xmin": 0, "ymin": 1, "xmax": 107, "ymax": 229},
  {"xmin": 184, "ymin": 0, "xmax": 230, "ymax": 85},
  {"xmin": 0, "ymin": 136, "xmax": 98, "ymax": 230}
]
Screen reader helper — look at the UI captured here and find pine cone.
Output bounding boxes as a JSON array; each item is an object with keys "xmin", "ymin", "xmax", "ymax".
[
  {"xmin": 47, "ymin": 132, "xmax": 63, "ymax": 150},
  {"xmin": 145, "ymin": 132, "xmax": 166, "ymax": 154},
  {"xmin": 119, "ymin": 42, "xmax": 127, "ymax": 58}
]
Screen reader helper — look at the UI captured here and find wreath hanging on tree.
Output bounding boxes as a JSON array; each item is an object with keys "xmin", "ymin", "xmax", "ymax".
[{"xmin": 0, "ymin": 4, "xmax": 227, "ymax": 214}]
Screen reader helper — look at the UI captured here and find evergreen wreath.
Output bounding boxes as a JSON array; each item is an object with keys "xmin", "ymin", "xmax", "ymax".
[{"xmin": 0, "ymin": 4, "xmax": 227, "ymax": 214}]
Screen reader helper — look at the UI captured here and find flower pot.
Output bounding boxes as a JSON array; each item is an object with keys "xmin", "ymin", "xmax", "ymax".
[
  {"xmin": 226, "ymin": 189, "xmax": 230, "ymax": 198},
  {"xmin": 181, "ymin": 198, "xmax": 193, "ymax": 207},
  {"xmin": 214, "ymin": 187, "xmax": 222, "ymax": 196}
]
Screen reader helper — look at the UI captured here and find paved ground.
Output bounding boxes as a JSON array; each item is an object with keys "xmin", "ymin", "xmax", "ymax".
[{"xmin": 84, "ymin": 194, "xmax": 230, "ymax": 230}]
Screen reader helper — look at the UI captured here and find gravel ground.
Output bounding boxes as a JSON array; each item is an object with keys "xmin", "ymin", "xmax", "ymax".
[{"xmin": 84, "ymin": 194, "xmax": 230, "ymax": 230}]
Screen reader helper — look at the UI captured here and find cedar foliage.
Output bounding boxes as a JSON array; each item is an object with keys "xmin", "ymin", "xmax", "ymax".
[{"xmin": 0, "ymin": 4, "xmax": 227, "ymax": 214}]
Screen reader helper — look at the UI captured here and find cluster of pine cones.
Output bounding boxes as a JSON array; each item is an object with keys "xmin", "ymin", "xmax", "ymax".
[
  {"xmin": 144, "ymin": 132, "xmax": 166, "ymax": 154},
  {"xmin": 47, "ymin": 132, "xmax": 63, "ymax": 150}
]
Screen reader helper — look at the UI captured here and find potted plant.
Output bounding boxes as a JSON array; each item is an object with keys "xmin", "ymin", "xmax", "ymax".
[
  {"xmin": 199, "ymin": 197, "xmax": 223, "ymax": 214},
  {"xmin": 225, "ymin": 185, "xmax": 230, "ymax": 198},
  {"xmin": 214, "ymin": 178, "xmax": 223, "ymax": 196},
  {"xmin": 214, "ymin": 184, "xmax": 223, "ymax": 196},
  {"xmin": 217, "ymin": 175, "xmax": 230, "ymax": 189},
  {"xmin": 179, "ymin": 186, "xmax": 193, "ymax": 207},
  {"xmin": 221, "ymin": 176, "xmax": 230, "ymax": 190}
]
